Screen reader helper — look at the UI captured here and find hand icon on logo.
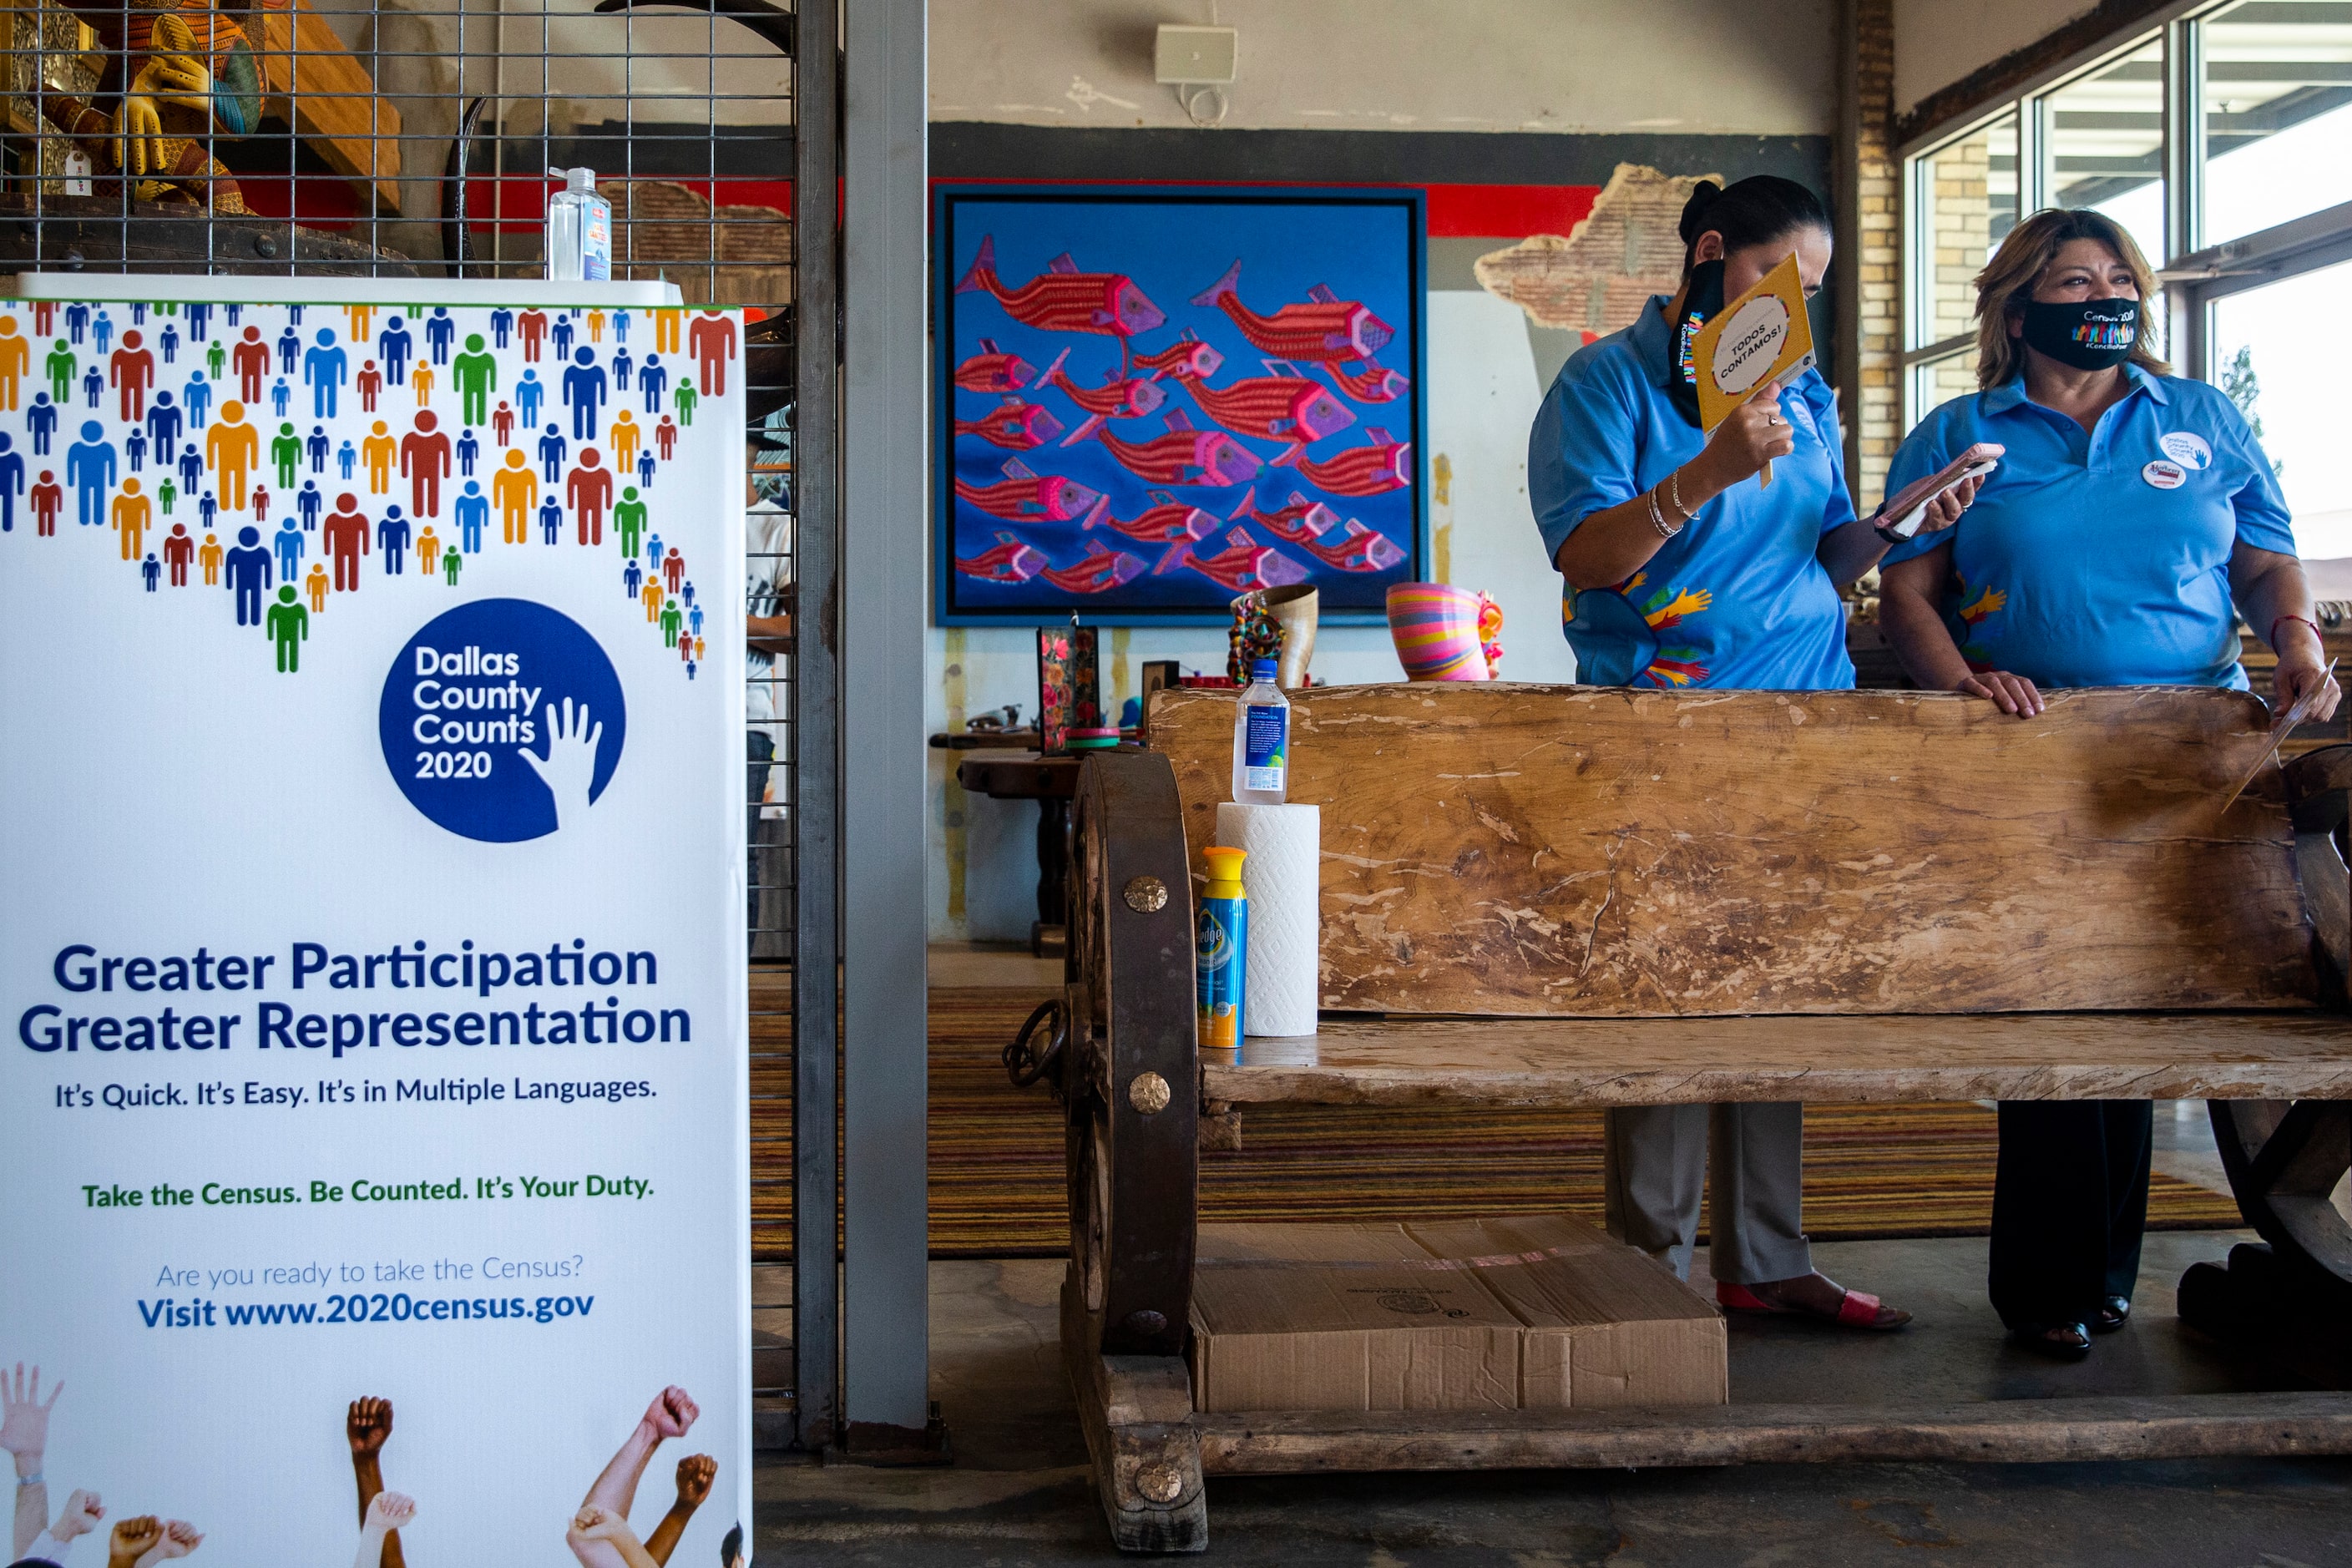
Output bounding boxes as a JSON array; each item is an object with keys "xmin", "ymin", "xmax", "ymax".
[{"xmin": 520, "ymin": 695, "xmax": 604, "ymax": 832}]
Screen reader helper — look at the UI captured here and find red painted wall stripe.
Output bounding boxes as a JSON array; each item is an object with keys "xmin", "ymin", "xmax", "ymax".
[{"xmin": 1424, "ymin": 184, "xmax": 1597, "ymax": 239}]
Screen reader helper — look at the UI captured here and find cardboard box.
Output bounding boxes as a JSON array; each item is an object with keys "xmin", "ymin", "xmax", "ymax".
[{"xmin": 1190, "ymin": 1214, "xmax": 1726, "ymax": 1414}]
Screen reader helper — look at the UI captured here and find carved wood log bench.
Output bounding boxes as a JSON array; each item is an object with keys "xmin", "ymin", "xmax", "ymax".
[{"xmin": 1009, "ymin": 684, "xmax": 2352, "ymax": 1553}]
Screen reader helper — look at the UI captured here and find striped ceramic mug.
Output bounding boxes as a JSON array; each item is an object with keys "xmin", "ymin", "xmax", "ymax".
[{"xmin": 1386, "ymin": 582, "xmax": 1501, "ymax": 680}]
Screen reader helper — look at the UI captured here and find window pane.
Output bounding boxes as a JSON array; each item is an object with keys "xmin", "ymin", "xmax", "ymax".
[
  {"xmin": 1917, "ymin": 114, "xmax": 2020, "ymax": 349},
  {"xmin": 2046, "ymin": 36, "xmax": 2168, "ymax": 265},
  {"xmin": 1910, "ymin": 346, "xmax": 1981, "ymax": 422},
  {"xmin": 2209, "ymin": 258, "xmax": 2352, "ymax": 559},
  {"xmin": 2202, "ymin": 0, "xmax": 2352, "ymax": 246}
]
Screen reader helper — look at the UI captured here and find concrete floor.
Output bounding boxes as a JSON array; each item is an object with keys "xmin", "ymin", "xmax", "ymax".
[{"xmin": 754, "ymin": 1231, "xmax": 2352, "ymax": 1565}]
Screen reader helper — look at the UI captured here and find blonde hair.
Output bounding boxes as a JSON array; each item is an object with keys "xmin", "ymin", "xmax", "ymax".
[{"xmin": 1972, "ymin": 208, "xmax": 2170, "ymax": 389}]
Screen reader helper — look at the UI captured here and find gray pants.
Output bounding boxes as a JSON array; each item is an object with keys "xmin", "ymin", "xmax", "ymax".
[{"xmin": 1602, "ymin": 1102, "xmax": 1812, "ymax": 1286}]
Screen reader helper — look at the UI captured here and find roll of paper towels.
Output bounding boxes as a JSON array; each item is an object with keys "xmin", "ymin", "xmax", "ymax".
[{"xmin": 1215, "ymin": 802, "xmax": 1320, "ymax": 1038}]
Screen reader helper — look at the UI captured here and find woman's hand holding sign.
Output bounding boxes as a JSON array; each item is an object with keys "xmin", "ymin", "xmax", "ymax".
[{"xmin": 1693, "ymin": 377, "xmax": 1794, "ymax": 493}]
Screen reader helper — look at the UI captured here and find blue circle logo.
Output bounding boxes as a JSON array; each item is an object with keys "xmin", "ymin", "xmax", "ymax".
[{"xmin": 380, "ymin": 599, "xmax": 625, "ymax": 842}]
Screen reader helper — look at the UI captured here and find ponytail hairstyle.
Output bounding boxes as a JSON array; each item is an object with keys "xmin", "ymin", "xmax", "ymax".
[{"xmin": 1677, "ymin": 175, "xmax": 1833, "ymax": 274}]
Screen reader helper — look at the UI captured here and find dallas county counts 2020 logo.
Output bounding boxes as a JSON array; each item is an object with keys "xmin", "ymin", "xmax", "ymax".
[{"xmin": 379, "ymin": 598, "xmax": 625, "ymax": 842}]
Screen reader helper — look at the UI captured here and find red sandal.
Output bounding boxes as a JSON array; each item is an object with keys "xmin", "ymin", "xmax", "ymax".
[{"xmin": 1717, "ymin": 1275, "xmax": 1911, "ymax": 1331}]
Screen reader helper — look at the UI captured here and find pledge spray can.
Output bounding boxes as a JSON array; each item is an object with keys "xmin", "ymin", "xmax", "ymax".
[{"xmin": 1196, "ymin": 845, "xmax": 1247, "ymax": 1050}]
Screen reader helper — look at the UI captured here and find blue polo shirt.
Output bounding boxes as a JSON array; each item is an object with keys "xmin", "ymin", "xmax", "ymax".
[
  {"xmin": 1882, "ymin": 368, "xmax": 2294, "ymax": 689},
  {"xmin": 1529, "ymin": 296, "xmax": 1857, "ymax": 690}
]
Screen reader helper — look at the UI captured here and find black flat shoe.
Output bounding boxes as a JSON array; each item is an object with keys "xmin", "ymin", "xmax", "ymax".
[
  {"xmin": 2092, "ymin": 1296, "xmax": 2131, "ymax": 1334},
  {"xmin": 2011, "ymin": 1321, "xmax": 2092, "ymax": 1359}
]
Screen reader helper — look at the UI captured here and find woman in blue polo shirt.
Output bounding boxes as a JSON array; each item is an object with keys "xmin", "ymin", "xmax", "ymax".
[
  {"xmin": 1527, "ymin": 177, "xmax": 1976, "ymax": 1333},
  {"xmin": 1879, "ymin": 207, "xmax": 2339, "ymax": 1359}
]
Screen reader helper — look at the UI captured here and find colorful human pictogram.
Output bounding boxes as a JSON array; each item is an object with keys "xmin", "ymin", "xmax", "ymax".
[
  {"xmin": 322, "ymin": 493, "xmax": 370, "ymax": 590},
  {"xmin": 7, "ymin": 297, "xmax": 740, "ymax": 677},
  {"xmin": 567, "ymin": 448, "xmax": 612, "ymax": 545},
  {"xmin": 689, "ymin": 311, "xmax": 737, "ymax": 397},
  {"xmin": 266, "ymin": 584, "xmax": 307, "ymax": 670},
  {"xmin": 0, "ymin": 316, "xmax": 28, "ymax": 412},
  {"xmin": 400, "ymin": 409, "xmax": 452, "ymax": 516},
  {"xmin": 223, "ymin": 524, "xmax": 271, "ymax": 625},
  {"xmin": 112, "ymin": 477, "xmax": 151, "ymax": 559},
  {"xmin": 303, "ymin": 329, "xmax": 348, "ymax": 417},
  {"xmin": 378, "ymin": 505, "xmax": 412, "ymax": 574},
  {"xmin": 493, "ymin": 450, "xmax": 536, "ymax": 544}
]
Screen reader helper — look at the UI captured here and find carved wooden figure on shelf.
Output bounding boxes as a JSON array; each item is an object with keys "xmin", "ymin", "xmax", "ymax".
[{"xmin": 43, "ymin": 0, "xmax": 263, "ymax": 210}]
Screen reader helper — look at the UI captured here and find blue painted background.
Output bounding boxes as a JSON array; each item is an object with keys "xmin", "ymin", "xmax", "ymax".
[{"xmin": 936, "ymin": 187, "xmax": 1424, "ymax": 624}]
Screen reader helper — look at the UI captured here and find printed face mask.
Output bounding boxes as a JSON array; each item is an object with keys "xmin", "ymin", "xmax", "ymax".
[
  {"xmin": 2021, "ymin": 296, "xmax": 2138, "ymax": 371},
  {"xmin": 1667, "ymin": 260, "xmax": 1725, "ymax": 426}
]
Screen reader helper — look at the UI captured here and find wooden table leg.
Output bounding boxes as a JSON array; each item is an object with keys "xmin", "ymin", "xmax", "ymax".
[
  {"xmin": 1034, "ymin": 795, "xmax": 1070, "ymax": 957},
  {"xmin": 1064, "ymin": 1266, "xmax": 1206, "ymax": 1554}
]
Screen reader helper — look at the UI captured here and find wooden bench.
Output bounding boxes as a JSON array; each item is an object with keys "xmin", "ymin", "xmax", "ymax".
[{"xmin": 1005, "ymin": 683, "xmax": 2352, "ymax": 1552}]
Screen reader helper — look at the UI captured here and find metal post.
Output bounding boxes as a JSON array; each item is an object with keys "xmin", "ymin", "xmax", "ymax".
[
  {"xmin": 841, "ymin": 0, "xmax": 938, "ymax": 1452},
  {"xmin": 791, "ymin": 0, "xmax": 842, "ymax": 1457}
]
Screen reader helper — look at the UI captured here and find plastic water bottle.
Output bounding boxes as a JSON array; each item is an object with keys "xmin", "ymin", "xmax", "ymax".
[
  {"xmin": 545, "ymin": 166, "xmax": 612, "ymax": 282},
  {"xmin": 1231, "ymin": 658, "xmax": 1289, "ymax": 804}
]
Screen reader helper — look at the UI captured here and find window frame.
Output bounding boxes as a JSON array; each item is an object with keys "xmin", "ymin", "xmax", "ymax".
[{"xmin": 1899, "ymin": 2, "xmax": 2352, "ymax": 412}]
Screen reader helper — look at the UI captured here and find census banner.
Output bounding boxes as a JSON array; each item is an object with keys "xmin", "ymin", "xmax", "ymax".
[{"xmin": 0, "ymin": 296, "xmax": 750, "ymax": 1564}]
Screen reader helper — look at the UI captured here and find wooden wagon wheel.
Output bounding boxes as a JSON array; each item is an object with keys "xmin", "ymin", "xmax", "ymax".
[
  {"xmin": 2208, "ymin": 746, "xmax": 2352, "ymax": 1306},
  {"xmin": 1061, "ymin": 749, "xmax": 1198, "ymax": 1353},
  {"xmin": 1039, "ymin": 751, "xmax": 1204, "ymax": 1553}
]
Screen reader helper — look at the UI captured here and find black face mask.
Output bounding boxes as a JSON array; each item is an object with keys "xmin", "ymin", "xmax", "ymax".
[
  {"xmin": 2021, "ymin": 296, "xmax": 2138, "ymax": 371},
  {"xmin": 1666, "ymin": 260, "xmax": 1725, "ymax": 426}
]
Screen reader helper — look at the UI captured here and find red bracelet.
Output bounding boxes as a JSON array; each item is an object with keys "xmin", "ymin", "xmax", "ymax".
[{"xmin": 2271, "ymin": 614, "xmax": 2325, "ymax": 651}]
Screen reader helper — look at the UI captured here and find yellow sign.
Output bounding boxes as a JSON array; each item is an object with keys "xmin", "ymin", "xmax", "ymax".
[{"xmin": 1690, "ymin": 252, "xmax": 1815, "ymax": 433}]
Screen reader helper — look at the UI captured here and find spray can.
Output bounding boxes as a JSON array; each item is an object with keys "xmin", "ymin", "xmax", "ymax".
[{"xmin": 1196, "ymin": 845, "xmax": 1247, "ymax": 1050}]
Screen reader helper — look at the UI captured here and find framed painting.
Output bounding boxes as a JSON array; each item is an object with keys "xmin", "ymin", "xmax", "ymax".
[{"xmin": 934, "ymin": 184, "xmax": 1426, "ymax": 625}]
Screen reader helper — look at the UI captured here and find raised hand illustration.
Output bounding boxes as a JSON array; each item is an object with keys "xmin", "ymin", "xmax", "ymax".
[
  {"xmin": 0, "ymin": 1363, "xmax": 61, "ymax": 1461},
  {"xmin": 520, "ymin": 697, "xmax": 604, "ymax": 832}
]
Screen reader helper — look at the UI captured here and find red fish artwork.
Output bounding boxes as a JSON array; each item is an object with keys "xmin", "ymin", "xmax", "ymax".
[
  {"xmin": 1083, "ymin": 489, "xmax": 1221, "ymax": 551},
  {"xmin": 1133, "ymin": 331, "xmax": 1225, "ymax": 382},
  {"xmin": 1167, "ymin": 527, "xmax": 1310, "ymax": 591},
  {"xmin": 1302, "ymin": 518, "xmax": 1407, "ymax": 573},
  {"xmin": 1323, "ymin": 357, "xmax": 1410, "ymax": 404},
  {"xmin": 953, "ymin": 337, "xmax": 1039, "ymax": 395},
  {"xmin": 955, "ymin": 398, "xmax": 1065, "ymax": 450},
  {"xmin": 1191, "ymin": 261, "xmax": 1395, "ymax": 362},
  {"xmin": 954, "ymin": 457, "xmax": 1104, "ymax": 524},
  {"xmin": 1294, "ymin": 427, "xmax": 1413, "ymax": 497},
  {"xmin": 954, "ymin": 530, "xmax": 1050, "ymax": 584},
  {"xmin": 1093, "ymin": 409, "xmax": 1262, "ymax": 488},
  {"xmin": 1042, "ymin": 539, "xmax": 1148, "ymax": 594},
  {"xmin": 1226, "ymin": 485, "xmax": 1339, "ymax": 544},
  {"xmin": 954, "ymin": 235, "xmax": 1167, "ymax": 340},
  {"xmin": 1171, "ymin": 361, "xmax": 1354, "ymax": 465},
  {"xmin": 1039, "ymin": 348, "xmax": 1168, "ymax": 444}
]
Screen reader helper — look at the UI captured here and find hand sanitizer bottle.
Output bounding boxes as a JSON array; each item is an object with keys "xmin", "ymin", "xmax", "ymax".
[
  {"xmin": 1231, "ymin": 659, "xmax": 1289, "ymax": 804},
  {"xmin": 545, "ymin": 167, "xmax": 612, "ymax": 282}
]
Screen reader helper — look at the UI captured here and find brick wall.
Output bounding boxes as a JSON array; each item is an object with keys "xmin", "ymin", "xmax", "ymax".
[{"xmin": 1852, "ymin": 0, "xmax": 1898, "ymax": 511}]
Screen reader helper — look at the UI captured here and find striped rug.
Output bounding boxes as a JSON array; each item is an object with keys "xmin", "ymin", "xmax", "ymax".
[{"xmin": 752, "ymin": 986, "xmax": 2244, "ymax": 1258}]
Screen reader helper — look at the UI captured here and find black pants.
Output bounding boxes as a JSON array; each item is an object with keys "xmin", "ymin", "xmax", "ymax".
[
  {"xmin": 1988, "ymin": 1100, "xmax": 2153, "ymax": 1328},
  {"xmin": 747, "ymin": 731, "xmax": 774, "ymax": 933}
]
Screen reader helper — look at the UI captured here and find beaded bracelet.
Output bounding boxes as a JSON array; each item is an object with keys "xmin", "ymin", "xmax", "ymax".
[
  {"xmin": 1645, "ymin": 487, "xmax": 1682, "ymax": 539},
  {"xmin": 2271, "ymin": 614, "xmax": 2324, "ymax": 651}
]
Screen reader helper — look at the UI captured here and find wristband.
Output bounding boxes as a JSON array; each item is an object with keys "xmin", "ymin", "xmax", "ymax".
[
  {"xmin": 1872, "ymin": 520, "xmax": 1907, "ymax": 547},
  {"xmin": 2271, "ymin": 614, "xmax": 2324, "ymax": 651},
  {"xmin": 16, "ymin": 1470, "xmax": 41, "ymax": 1485}
]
